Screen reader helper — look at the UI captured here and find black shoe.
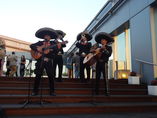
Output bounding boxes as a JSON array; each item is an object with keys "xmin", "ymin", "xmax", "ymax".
[
  {"xmin": 80, "ymin": 79, "xmax": 85, "ymax": 83},
  {"xmin": 31, "ymin": 92, "xmax": 38, "ymax": 96},
  {"xmin": 50, "ymin": 92, "xmax": 56, "ymax": 96},
  {"xmin": 95, "ymin": 92, "xmax": 99, "ymax": 95},
  {"xmin": 58, "ymin": 79, "xmax": 63, "ymax": 82},
  {"xmin": 56, "ymin": 78, "xmax": 62, "ymax": 82},
  {"xmin": 105, "ymin": 92, "xmax": 110, "ymax": 96}
]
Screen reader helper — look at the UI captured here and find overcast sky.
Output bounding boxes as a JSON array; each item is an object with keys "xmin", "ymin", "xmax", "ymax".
[{"xmin": 0, "ymin": 0, "xmax": 108, "ymax": 51}]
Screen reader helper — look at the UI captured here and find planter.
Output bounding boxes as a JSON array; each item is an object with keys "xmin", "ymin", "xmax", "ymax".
[
  {"xmin": 148, "ymin": 85, "xmax": 157, "ymax": 96},
  {"xmin": 128, "ymin": 76, "xmax": 140, "ymax": 85}
]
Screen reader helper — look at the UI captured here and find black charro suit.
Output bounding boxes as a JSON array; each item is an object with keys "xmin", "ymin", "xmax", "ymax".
[
  {"xmin": 53, "ymin": 39, "xmax": 66, "ymax": 81},
  {"xmin": 76, "ymin": 41, "xmax": 92, "ymax": 82},
  {"xmin": 95, "ymin": 45, "xmax": 112, "ymax": 95},
  {"xmin": 30, "ymin": 40, "xmax": 58, "ymax": 95}
]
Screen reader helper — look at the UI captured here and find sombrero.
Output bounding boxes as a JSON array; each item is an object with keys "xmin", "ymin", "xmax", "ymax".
[
  {"xmin": 56, "ymin": 30, "xmax": 66, "ymax": 38},
  {"xmin": 95, "ymin": 32, "xmax": 114, "ymax": 44},
  {"xmin": 35, "ymin": 27, "xmax": 58, "ymax": 39},
  {"xmin": 77, "ymin": 32, "xmax": 92, "ymax": 41}
]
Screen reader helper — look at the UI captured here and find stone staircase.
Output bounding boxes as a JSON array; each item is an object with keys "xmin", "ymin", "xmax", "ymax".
[{"xmin": 0, "ymin": 77, "xmax": 157, "ymax": 117}]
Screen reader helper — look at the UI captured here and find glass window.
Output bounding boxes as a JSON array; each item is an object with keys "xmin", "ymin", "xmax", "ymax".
[
  {"xmin": 117, "ymin": 32, "xmax": 126, "ymax": 61},
  {"xmin": 154, "ymin": 8, "xmax": 157, "ymax": 55}
]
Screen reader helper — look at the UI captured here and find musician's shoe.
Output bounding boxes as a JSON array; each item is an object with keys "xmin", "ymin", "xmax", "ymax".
[
  {"xmin": 86, "ymin": 79, "xmax": 90, "ymax": 83},
  {"xmin": 50, "ymin": 92, "xmax": 56, "ymax": 96},
  {"xmin": 105, "ymin": 93, "xmax": 109, "ymax": 96},
  {"xmin": 58, "ymin": 79, "xmax": 63, "ymax": 82},
  {"xmin": 95, "ymin": 92, "xmax": 99, "ymax": 95},
  {"xmin": 31, "ymin": 92, "xmax": 38, "ymax": 96},
  {"xmin": 105, "ymin": 92, "xmax": 110, "ymax": 96},
  {"xmin": 56, "ymin": 78, "xmax": 63, "ymax": 82},
  {"xmin": 80, "ymin": 79, "xmax": 85, "ymax": 83}
]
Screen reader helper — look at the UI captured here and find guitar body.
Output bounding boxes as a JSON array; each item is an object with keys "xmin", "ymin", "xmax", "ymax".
[
  {"xmin": 30, "ymin": 50, "xmax": 42, "ymax": 60},
  {"xmin": 83, "ymin": 48, "xmax": 102, "ymax": 66},
  {"xmin": 83, "ymin": 53, "xmax": 96, "ymax": 66}
]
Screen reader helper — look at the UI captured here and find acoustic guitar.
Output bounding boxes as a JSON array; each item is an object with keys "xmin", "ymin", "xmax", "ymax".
[
  {"xmin": 83, "ymin": 48, "xmax": 101, "ymax": 66},
  {"xmin": 83, "ymin": 44, "xmax": 109, "ymax": 66},
  {"xmin": 31, "ymin": 41, "xmax": 68, "ymax": 59}
]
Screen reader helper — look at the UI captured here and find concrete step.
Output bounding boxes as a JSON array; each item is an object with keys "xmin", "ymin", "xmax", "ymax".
[
  {"xmin": 0, "ymin": 81, "xmax": 147, "ymax": 89},
  {"xmin": 3, "ymin": 102, "xmax": 157, "ymax": 116},
  {"xmin": 0, "ymin": 87, "xmax": 147, "ymax": 95},
  {"xmin": 0, "ymin": 77, "xmax": 129, "ymax": 84},
  {"xmin": 0, "ymin": 76, "xmax": 154, "ymax": 117},
  {"xmin": 0, "ymin": 95, "xmax": 156, "ymax": 104}
]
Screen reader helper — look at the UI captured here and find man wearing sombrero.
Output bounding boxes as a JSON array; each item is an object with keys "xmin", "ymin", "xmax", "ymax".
[
  {"xmin": 53, "ymin": 30, "xmax": 67, "ymax": 82},
  {"xmin": 76, "ymin": 32, "xmax": 92, "ymax": 82},
  {"xmin": 30, "ymin": 27, "xmax": 61, "ymax": 96},
  {"xmin": 94, "ymin": 32, "xmax": 114, "ymax": 96}
]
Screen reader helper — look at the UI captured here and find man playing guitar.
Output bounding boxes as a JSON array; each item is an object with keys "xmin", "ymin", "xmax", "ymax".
[
  {"xmin": 30, "ymin": 27, "xmax": 61, "ymax": 96},
  {"xmin": 94, "ymin": 32, "xmax": 114, "ymax": 96}
]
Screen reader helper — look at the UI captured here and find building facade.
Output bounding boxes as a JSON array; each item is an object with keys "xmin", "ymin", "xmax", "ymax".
[
  {"xmin": 0, "ymin": 35, "xmax": 35, "ymax": 76},
  {"xmin": 67, "ymin": 0, "xmax": 157, "ymax": 84}
]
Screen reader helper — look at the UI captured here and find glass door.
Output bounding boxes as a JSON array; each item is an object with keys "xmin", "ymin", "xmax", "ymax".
[
  {"xmin": 150, "ymin": 6, "xmax": 157, "ymax": 77},
  {"xmin": 112, "ymin": 28, "xmax": 131, "ymax": 79}
]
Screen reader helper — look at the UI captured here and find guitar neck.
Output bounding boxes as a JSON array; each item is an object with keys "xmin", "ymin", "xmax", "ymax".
[{"xmin": 44, "ymin": 41, "xmax": 68, "ymax": 50}]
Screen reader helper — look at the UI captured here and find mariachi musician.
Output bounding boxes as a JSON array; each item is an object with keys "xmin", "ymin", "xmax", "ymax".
[
  {"xmin": 53, "ymin": 30, "xmax": 67, "ymax": 82},
  {"xmin": 30, "ymin": 27, "xmax": 61, "ymax": 96},
  {"xmin": 76, "ymin": 32, "xmax": 92, "ymax": 82},
  {"xmin": 94, "ymin": 32, "xmax": 114, "ymax": 96}
]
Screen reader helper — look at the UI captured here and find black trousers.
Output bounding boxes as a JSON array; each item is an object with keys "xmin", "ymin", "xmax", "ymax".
[
  {"xmin": 95, "ymin": 62, "xmax": 108, "ymax": 95},
  {"xmin": 53, "ymin": 55, "xmax": 63, "ymax": 80},
  {"xmin": 20, "ymin": 64, "xmax": 25, "ymax": 77},
  {"xmin": 20, "ymin": 69, "xmax": 25, "ymax": 77},
  {"xmin": 6, "ymin": 68, "xmax": 10, "ymax": 76},
  {"xmin": 80, "ymin": 57, "xmax": 90, "ymax": 82},
  {"xmin": 33, "ymin": 59, "xmax": 54, "ymax": 94}
]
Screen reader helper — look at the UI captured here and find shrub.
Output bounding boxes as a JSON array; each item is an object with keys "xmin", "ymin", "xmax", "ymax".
[
  {"xmin": 62, "ymin": 72, "xmax": 68, "ymax": 76},
  {"xmin": 151, "ymin": 78, "xmax": 157, "ymax": 85},
  {"xmin": 129, "ymin": 71, "xmax": 137, "ymax": 76}
]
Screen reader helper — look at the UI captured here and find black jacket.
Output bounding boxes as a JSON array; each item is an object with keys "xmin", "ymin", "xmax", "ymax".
[
  {"xmin": 53, "ymin": 39, "xmax": 66, "ymax": 55},
  {"xmin": 98, "ymin": 45, "xmax": 112, "ymax": 63},
  {"xmin": 76, "ymin": 42, "xmax": 92, "ymax": 57}
]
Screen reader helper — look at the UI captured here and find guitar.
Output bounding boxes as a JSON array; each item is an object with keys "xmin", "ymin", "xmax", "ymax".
[
  {"xmin": 31, "ymin": 41, "xmax": 68, "ymax": 59},
  {"xmin": 83, "ymin": 45, "xmax": 108, "ymax": 66},
  {"xmin": 83, "ymin": 49, "xmax": 100, "ymax": 66}
]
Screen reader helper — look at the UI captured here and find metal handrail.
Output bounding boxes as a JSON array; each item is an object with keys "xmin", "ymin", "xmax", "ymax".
[
  {"xmin": 136, "ymin": 59, "xmax": 157, "ymax": 66},
  {"xmin": 136, "ymin": 59, "xmax": 157, "ymax": 80}
]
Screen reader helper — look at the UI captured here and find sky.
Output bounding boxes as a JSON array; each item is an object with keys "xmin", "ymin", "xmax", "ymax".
[{"xmin": 0, "ymin": 0, "xmax": 108, "ymax": 51}]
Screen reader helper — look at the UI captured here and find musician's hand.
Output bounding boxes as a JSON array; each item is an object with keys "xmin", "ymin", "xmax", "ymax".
[
  {"xmin": 102, "ymin": 45, "xmax": 106, "ymax": 50},
  {"xmin": 57, "ymin": 43, "xmax": 62, "ymax": 49},
  {"xmin": 90, "ymin": 49, "xmax": 95, "ymax": 53},
  {"xmin": 95, "ymin": 49, "xmax": 99, "ymax": 54},
  {"xmin": 61, "ymin": 40, "xmax": 68, "ymax": 44},
  {"xmin": 81, "ymin": 53, "xmax": 86, "ymax": 57},
  {"xmin": 37, "ymin": 46, "xmax": 42, "ymax": 52},
  {"xmin": 81, "ymin": 42, "xmax": 87, "ymax": 45}
]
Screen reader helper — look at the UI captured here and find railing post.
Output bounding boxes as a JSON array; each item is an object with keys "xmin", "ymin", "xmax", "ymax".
[
  {"xmin": 139, "ymin": 61, "xmax": 143, "ymax": 78},
  {"xmin": 115, "ymin": 61, "xmax": 118, "ymax": 79}
]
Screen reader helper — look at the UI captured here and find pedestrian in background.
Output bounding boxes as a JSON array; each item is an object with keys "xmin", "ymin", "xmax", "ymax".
[
  {"xmin": 20, "ymin": 55, "xmax": 26, "ymax": 77},
  {"xmin": 9, "ymin": 52, "xmax": 18, "ymax": 77},
  {"xmin": 66, "ymin": 53, "xmax": 74, "ymax": 79},
  {"xmin": 73, "ymin": 52, "xmax": 80, "ymax": 79}
]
